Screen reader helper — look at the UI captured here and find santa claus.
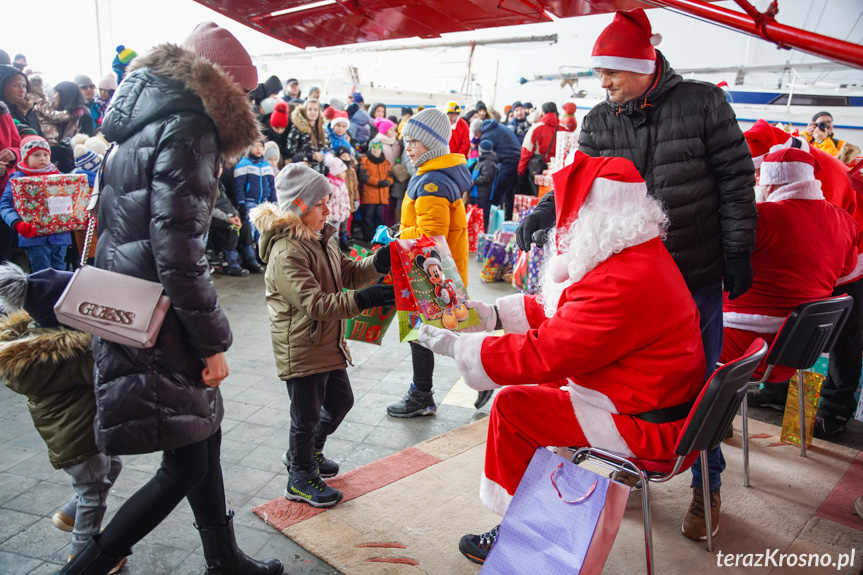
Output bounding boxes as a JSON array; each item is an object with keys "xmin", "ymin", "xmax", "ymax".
[{"xmin": 416, "ymin": 151, "xmax": 705, "ymax": 565}]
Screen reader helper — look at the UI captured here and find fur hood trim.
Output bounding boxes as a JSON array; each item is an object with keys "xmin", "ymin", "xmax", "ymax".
[
  {"xmin": 250, "ymin": 202, "xmax": 320, "ymax": 242},
  {"xmin": 128, "ymin": 43, "xmax": 260, "ymax": 159},
  {"xmin": 0, "ymin": 311, "xmax": 91, "ymax": 380},
  {"xmin": 290, "ymin": 105, "xmax": 313, "ymax": 136}
]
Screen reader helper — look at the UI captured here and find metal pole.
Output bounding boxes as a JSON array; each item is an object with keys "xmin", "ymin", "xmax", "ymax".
[
  {"xmin": 742, "ymin": 399, "xmax": 750, "ymax": 487},
  {"xmin": 798, "ymin": 369, "xmax": 807, "ymax": 457},
  {"xmin": 701, "ymin": 451, "xmax": 713, "ymax": 552},
  {"xmin": 95, "ymin": 0, "xmax": 104, "ymax": 78},
  {"xmin": 642, "ymin": 0, "xmax": 863, "ymax": 70}
]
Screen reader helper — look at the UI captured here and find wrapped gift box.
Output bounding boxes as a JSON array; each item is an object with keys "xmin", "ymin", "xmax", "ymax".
[{"xmin": 11, "ymin": 174, "xmax": 90, "ymax": 235}]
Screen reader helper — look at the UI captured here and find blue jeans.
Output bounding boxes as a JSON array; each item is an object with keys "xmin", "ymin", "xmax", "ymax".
[
  {"xmin": 688, "ymin": 281, "xmax": 726, "ymax": 491},
  {"xmin": 61, "ymin": 454, "xmax": 123, "ymax": 556},
  {"xmin": 25, "ymin": 244, "xmax": 68, "ymax": 272}
]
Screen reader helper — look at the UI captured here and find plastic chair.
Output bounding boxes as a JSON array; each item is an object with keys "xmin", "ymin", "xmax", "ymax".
[
  {"xmin": 741, "ymin": 295, "xmax": 853, "ymax": 486},
  {"xmin": 570, "ymin": 339, "xmax": 767, "ymax": 575}
]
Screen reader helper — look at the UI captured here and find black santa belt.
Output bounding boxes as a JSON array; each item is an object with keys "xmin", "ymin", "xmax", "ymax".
[{"xmin": 632, "ymin": 399, "xmax": 695, "ymax": 424}]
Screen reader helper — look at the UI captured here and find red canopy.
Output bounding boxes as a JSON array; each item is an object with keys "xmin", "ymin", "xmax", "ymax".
[{"xmin": 194, "ymin": 0, "xmax": 863, "ymax": 69}]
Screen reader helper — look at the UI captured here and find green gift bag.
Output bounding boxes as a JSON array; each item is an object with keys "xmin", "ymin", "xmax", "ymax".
[{"xmin": 343, "ymin": 245, "xmax": 394, "ymax": 345}]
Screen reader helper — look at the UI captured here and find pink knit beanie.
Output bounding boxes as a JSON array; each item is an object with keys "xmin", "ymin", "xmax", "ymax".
[{"xmin": 182, "ymin": 22, "xmax": 257, "ymax": 91}]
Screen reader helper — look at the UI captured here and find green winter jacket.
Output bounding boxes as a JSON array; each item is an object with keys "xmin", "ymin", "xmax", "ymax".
[
  {"xmin": 250, "ymin": 203, "xmax": 382, "ymax": 380},
  {"xmin": 0, "ymin": 311, "xmax": 99, "ymax": 469}
]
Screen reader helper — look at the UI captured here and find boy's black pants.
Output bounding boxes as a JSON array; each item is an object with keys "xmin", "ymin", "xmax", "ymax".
[{"xmin": 285, "ymin": 369, "xmax": 354, "ymax": 477}]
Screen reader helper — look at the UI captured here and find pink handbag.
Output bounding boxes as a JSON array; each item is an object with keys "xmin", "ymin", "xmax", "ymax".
[{"xmin": 53, "ymin": 147, "xmax": 171, "ymax": 349}]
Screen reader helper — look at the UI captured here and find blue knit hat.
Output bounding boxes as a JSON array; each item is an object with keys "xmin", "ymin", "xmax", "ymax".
[
  {"xmin": 402, "ymin": 108, "xmax": 451, "ymax": 166},
  {"xmin": 479, "ymin": 140, "xmax": 494, "ymax": 153},
  {"xmin": 512, "ymin": 101, "xmax": 524, "ymax": 110}
]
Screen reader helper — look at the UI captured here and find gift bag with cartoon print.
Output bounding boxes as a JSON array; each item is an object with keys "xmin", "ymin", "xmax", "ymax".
[{"xmin": 391, "ymin": 234, "xmax": 480, "ymax": 342}]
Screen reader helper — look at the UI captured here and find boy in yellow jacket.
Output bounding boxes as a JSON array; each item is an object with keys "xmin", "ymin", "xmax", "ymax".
[{"xmin": 387, "ymin": 107, "xmax": 472, "ymax": 418}]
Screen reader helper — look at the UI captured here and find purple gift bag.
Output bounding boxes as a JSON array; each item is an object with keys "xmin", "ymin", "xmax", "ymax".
[{"xmin": 481, "ymin": 447, "xmax": 630, "ymax": 575}]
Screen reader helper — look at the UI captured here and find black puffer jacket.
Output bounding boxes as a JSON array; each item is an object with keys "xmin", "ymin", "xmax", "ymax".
[
  {"xmin": 94, "ymin": 44, "xmax": 260, "ymax": 455},
  {"xmin": 578, "ymin": 51, "xmax": 756, "ymax": 288}
]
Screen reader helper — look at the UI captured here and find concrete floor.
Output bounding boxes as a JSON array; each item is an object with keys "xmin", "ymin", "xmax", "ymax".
[{"xmin": 0, "ymin": 255, "xmax": 860, "ymax": 574}]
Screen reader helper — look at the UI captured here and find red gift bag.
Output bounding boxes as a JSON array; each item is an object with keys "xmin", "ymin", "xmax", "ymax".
[
  {"xmin": 11, "ymin": 174, "xmax": 90, "ymax": 235},
  {"xmin": 466, "ymin": 204, "xmax": 484, "ymax": 252}
]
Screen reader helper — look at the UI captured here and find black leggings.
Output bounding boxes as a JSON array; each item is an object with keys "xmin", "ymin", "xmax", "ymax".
[
  {"xmin": 410, "ymin": 342, "xmax": 435, "ymax": 392},
  {"xmin": 98, "ymin": 429, "xmax": 226, "ymax": 556}
]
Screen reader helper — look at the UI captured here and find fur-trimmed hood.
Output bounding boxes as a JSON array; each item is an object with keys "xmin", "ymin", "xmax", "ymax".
[
  {"xmin": 0, "ymin": 310, "xmax": 91, "ymax": 383},
  {"xmin": 290, "ymin": 104, "xmax": 313, "ymax": 136},
  {"xmin": 102, "ymin": 43, "xmax": 260, "ymax": 159},
  {"xmin": 251, "ymin": 202, "xmax": 337, "ymax": 263}
]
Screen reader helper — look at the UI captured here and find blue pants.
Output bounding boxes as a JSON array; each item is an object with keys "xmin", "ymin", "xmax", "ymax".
[
  {"xmin": 491, "ymin": 163, "xmax": 518, "ymax": 222},
  {"xmin": 25, "ymin": 244, "xmax": 68, "ymax": 272},
  {"xmin": 688, "ymin": 281, "xmax": 726, "ymax": 491}
]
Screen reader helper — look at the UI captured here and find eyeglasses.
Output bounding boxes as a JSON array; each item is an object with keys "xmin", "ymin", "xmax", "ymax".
[
  {"xmin": 403, "ymin": 138, "xmax": 420, "ymax": 148},
  {"xmin": 81, "ymin": 85, "xmax": 96, "ymax": 90}
]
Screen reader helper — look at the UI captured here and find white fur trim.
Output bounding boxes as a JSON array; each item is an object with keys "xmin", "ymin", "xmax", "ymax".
[
  {"xmin": 480, "ymin": 474, "xmax": 513, "ymax": 516},
  {"xmin": 649, "ymin": 33, "xmax": 662, "ymax": 47},
  {"xmin": 766, "ymin": 180, "xmax": 824, "ymax": 202},
  {"xmin": 590, "ymin": 55, "xmax": 655, "ymax": 75},
  {"xmin": 761, "ymin": 161, "xmax": 816, "ymax": 186},
  {"xmin": 455, "ymin": 333, "xmax": 502, "ymax": 391},
  {"xmin": 497, "ymin": 294, "xmax": 530, "ymax": 334},
  {"xmin": 587, "ymin": 179, "xmax": 648, "ymax": 213},
  {"xmin": 565, "ymin": 384, "xmax": 633, "ymax": 457},
  {"xmin": 837, "ymin": 256, "xmax": 863, "ymax": 285},
  {"xmin": 567, "ymin": 380, "xmax": 619, "ymax": 413},
  {"xmin": 722, "ymin": 311, "xmax": 784, "ymax": 334}
]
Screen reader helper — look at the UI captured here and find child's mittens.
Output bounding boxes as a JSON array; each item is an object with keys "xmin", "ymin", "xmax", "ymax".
[
  {"xmin": 355, "ymin": 285, "xmax": 396, "ymax": 310},
  {"xmin": 13, "ymin": 221, "xmax": 37, "ymax": 238},
  {"xmin": 377, "ymin": 179, "xmax": 392, "ymax": 188},
  {"xmin": 373, "ymin": 245, "xmax": 392, "ymax": 273}
]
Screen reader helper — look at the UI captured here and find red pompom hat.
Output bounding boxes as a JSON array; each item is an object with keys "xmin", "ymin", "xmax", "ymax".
[
  {"xmin": 270, "ymin": 101, "xmax": 289, "ymax": 129},
  {"xmin": 591, "ymin": 9, "xmax": 662, "ymax": 75}
]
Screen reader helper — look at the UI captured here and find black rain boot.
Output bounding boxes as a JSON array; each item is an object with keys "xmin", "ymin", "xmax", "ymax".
[
  {"xmin": 195, "ymin": 510, "xmax": 284, "ymax": 575},
  {"xmin": 58, "ymin": 536, "xmax": 129, "ymax": 575}
]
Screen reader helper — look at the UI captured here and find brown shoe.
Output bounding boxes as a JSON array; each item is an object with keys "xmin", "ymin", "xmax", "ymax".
[
  {"xmin": 681, "ymin": 487, "xmax": 720, "ymax": 541},
  {"xmin": 52, "ymin": 511, "xmax": 75, "ymax": 532}
]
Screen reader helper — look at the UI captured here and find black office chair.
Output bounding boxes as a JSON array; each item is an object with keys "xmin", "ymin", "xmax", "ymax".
[
  {"xmin": 571, "ymin": 339, "xmax": 768, "ymax": 574},
  {"xmin": 741, "ymin": 295, "xmax": 853, "ymax": 487}
]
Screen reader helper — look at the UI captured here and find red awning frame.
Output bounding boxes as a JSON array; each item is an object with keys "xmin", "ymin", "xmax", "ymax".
[{"xmin": 196, "ymin": 0, "xmax": 863, "ymax": 70}]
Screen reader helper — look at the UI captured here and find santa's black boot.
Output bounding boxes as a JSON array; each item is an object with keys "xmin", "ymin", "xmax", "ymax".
[{"xmin": 195, "ymin": 510, "xmax": 284, "ymax": 575}]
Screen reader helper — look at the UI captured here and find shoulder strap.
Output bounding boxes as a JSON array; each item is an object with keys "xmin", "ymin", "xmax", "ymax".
[{"xmin": 80, "ymin": 143, "xmax": 115, "ymax": 268}]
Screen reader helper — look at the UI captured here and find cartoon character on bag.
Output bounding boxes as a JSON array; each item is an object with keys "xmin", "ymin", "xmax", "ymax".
[{"xmin": 415, "ymin": 248, "xmax": 469, "ymax": 329}]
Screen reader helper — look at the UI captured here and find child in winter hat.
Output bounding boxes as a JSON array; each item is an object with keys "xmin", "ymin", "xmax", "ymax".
[
  {"xmin": 111, "ymin": 45, "xmax": 137, "ymax": 83},
  {"xmin": 0, "ymin": 263, "xmax": 124, "ymax": 568},
  {"xmin": 263, "ymin": 140, "xmax": 281, "ymax": 173},
  {"xmin": 401, "ymin": 107, "xmax": 452, "ymax": 167},
  {"xmin": 0, "ymin": 135, "xmax": 73, "ymax": 272}
]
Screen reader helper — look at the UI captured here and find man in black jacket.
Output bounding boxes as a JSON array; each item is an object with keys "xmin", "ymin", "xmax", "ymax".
[{"xmin": 517, "ymin": 8, "xmax": 757, "ymax": 543}]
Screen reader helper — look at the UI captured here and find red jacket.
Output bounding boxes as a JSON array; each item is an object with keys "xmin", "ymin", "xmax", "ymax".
[
  {"xmin": 518, "ymin": 112, "xmax": 560, "ymax": 175},
  {"xmin": 449, "ymin": 117, "xmax": 470, "ymax": 157},
  {"xmin": 458, "ymin": 237, "xmax": 705, "ymax": 461},
  {"xmin": 0, "ymin": 105, "xmax": 21, "ymax": 193}
]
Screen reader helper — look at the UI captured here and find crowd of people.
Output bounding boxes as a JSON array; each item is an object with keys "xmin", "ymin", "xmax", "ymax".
[{"xmin": 0, "ymin": 7, "xmax": 860, "ymax": 574}]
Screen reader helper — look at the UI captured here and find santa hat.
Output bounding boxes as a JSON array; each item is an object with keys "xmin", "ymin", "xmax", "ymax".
[
  {"xmin": 330, "ymin": 111, "xmax": 350, "ymax": 129},
  {"xmin": 547, "ymin": 151, "xmax": 652, "ymax": 282},
  {"xmin": 373, "ymin": 117, "xmax": 395, "ymax": 135},
  {"xmin": 760, "ymin": 148, "xmax": 817, "ymax": 186},
  {"xmin": 591, "ymin": 9, "xmax": 661, "ymax": 75},
  {"xmin": 20, "ymin": 135, "xmax": 50, "ymax": 163},
  {"xmin": 744, "ymin": 119, "xmax": 810, "ymax": 168},
  {"xmin": 270, "ymin": 101, "xmax": 289, "ymax": 129}
]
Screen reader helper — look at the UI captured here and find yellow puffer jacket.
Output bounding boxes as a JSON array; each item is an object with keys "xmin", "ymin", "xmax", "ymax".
[{"xmin": 399, "ymin": 153, "xmax": 471, "ymax": 285}]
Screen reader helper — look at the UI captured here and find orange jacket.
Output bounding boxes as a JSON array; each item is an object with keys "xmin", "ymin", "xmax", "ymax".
[{"xmin": 359, "ymin": 155, "xmax": 391, "ymax": 205}]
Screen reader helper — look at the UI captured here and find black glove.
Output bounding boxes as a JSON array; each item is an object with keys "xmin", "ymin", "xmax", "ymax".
[
  {"xmin": 373, "ymin": 245, "xmax": 391, "ymax": 273},
  {"xmin": 355, "ymin": 285, "xmax": 396, "ymax": 310},
  {"xmin": 237, "ymin": 203, "xmax": 248, "ymax": 221},
  {"xmin": 724, "ymin": 252, "xmax": 754, "ymax": 300},
  {"xmin": 516, "ymin": 190, "xmax": 556, "ymax": 251},
  {"xmin": 377, "ymin": 179, "xmax": 392, "ymax": 188}
]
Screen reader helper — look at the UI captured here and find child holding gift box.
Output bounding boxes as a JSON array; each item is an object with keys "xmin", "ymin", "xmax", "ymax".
[
  {"xmin": 387, "ymin": 107, "xmax": 472, "ymax": 418},
  {"xmin": 0, "ymin": 135, "xmax": 71, "ymax": 272},
  {"xmin": 250, "ymin": 164, "xmax": 395, "ymax": 508}
]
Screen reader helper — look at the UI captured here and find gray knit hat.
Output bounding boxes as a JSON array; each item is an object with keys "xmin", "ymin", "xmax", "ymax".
[
  {"xmin": 402, "ymin": 107, "xmax": 451, "ymax": 166},
  {"xmin": 276, "ymin": 163, "xmax": 331, "ymax": 216}
]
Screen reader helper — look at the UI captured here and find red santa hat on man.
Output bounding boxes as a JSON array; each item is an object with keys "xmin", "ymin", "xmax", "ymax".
[
  {"xmin": 546, "ymin": 151, "xmax": 662, "ymax": 284},
  {"xmin": 744, "ymin": 119, "xmax": 810, "ymax": 168},
  {"xmin": 591, "ymin": 8, "xmax": 662, "ymax": 75},
  {"xmin": 760, "ymin": 147, "xmax": 818, "ymax": 186}
]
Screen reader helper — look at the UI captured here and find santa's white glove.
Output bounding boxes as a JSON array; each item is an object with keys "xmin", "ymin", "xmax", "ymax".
[
  {"xmin": 417, "ymin": 324, "xmax": 458, "ymax": 357},
  {"xmin": 462, "ymin": 299, "xmax": 498, "ymax": 333}
]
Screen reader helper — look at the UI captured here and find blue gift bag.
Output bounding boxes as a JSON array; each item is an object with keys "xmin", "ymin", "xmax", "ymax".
[
  {"xmin": 481, "ymin": 448, "xmax": 630, "ymax": 575},
  {"xmin": 487, "ymin": 205, "xmax": 505, "ymax": 235}
]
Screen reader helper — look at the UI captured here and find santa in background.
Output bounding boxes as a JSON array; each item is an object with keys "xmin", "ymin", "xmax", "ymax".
[
  {"xmin": 724, "ymin": 148, "xmax": 861, "ymax": 399},
  {"xmin": 416, "ymin": 150, "xmax": 705, "ymax": 566},
  {"xmin": 744, "ymin": 120, "xmax": 863, "ymax": 438}
]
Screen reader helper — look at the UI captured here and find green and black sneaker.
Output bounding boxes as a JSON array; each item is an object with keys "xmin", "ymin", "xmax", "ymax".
[
  {"xmin": 284, "ymin": 473, "xmax": 343, "ymax": 508},
  {"xmin": 282, "ymin": 450, "xmax": 340, "ymax": 478}
]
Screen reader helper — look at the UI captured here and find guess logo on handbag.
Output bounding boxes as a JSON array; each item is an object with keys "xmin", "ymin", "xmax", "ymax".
[{"xmin": 77, "ymin": 302, "xmax": 136, "ymax": 325}]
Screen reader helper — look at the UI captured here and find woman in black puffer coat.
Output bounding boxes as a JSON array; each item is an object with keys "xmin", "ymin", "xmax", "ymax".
[{"xmin": 61, "ymin": 24, "xmax": 283, "ymax": 575}]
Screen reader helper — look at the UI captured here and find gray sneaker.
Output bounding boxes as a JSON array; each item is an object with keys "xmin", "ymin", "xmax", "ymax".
[{"xmin": 387, "ymin": 384, "xmax": 436, "ymax": 418}]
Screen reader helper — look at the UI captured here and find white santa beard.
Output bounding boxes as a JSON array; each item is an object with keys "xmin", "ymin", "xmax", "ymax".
[{"xmin": 537, "ymin": 197, "xmax": 668, "ymax": 318}]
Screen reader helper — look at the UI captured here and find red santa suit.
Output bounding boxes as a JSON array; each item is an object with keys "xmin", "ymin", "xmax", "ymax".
[
  {"xmin": 452, "ymin": 152, "xmax": 705, "ymax": 515},
  {"xmin": 449, "ymin": 117, "xmax": 471, "ymax": 157},
  {"xmin": 721, "ymin": 148, "xmax": 861, "ymax": 381}
]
